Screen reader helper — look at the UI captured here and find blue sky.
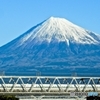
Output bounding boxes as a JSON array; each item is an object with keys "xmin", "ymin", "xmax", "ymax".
[{"xmin": 0, "ymin": 0, "xmax": 100, "ymax": 46}]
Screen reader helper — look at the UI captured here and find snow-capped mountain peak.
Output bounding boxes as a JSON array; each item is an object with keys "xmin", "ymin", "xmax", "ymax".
[
  {"xmin": 20, "ymin": 17, "xmax": 100, "ymax": 45},
  {"xmin": 0, "ymin": 17, "xmax": 100, "ymax": 74}
]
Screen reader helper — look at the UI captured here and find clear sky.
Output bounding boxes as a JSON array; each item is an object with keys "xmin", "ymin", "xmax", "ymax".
[{"xmin": 0, "ymin": 0, "xmax": 100, "ymax": 46}]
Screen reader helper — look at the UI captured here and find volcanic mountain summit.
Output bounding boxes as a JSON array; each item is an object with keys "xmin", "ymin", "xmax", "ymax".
[{"xmin": 0, "ymin": 17, "xmax": 100, "ymax": 75}]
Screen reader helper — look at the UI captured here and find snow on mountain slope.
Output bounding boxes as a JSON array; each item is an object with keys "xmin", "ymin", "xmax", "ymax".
[
  {"xmin": 0, "ymin": 17, "xmax": 100, "ymax": 74},
  {"xmin": 19, "ymin": 17, "xmax": 100, "ymax": 46}
]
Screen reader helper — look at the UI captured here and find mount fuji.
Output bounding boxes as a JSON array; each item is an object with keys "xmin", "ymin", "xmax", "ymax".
[{"xmin": 0, "ymin": 17, "xmax": 100, "ymax": 76}]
